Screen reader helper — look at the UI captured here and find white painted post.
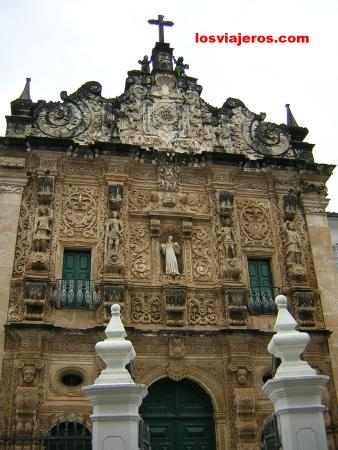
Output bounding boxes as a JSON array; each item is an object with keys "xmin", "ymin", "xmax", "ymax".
[
  {"xmin": 83, "ymin": 304, "xmax": 147, "ymax": 450},
  {"xmin": 263, "ymin": 295, "xmax": 329, "ymax": 450}
]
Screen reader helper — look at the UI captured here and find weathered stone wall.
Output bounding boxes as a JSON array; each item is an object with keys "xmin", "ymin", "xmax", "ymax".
[{"xmin": 0, "ymin": 148, "xmax": 336, "ymax": 449}]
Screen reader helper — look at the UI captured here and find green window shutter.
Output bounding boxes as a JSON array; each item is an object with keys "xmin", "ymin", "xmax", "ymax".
[
  {"xmin": 62, "ymin": 251, "xmax": 91, "ymax": 280},
  {"xmin": 61, "ymin": 251, "xmax": 92, "ymax": 308},
  {"xmin": 248, "ymin": 259, "xmax": 275, "ymax": 314}
]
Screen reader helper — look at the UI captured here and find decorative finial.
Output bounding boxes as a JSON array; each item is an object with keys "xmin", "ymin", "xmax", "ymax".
[
  {"xmin": 285, "ymin": 104, "xmax": 299, "ymax": 127},
  {"xmin": 148, "ymin": 14, "xmax": 174, "ymax": 43},
  {"xmin": 18, "ymin": 77, "xmax": 32, "ymax": 101},
  {"xmin": 94, "ymin": 303, "xmax": 136, "ymax": 384},
  {"xmin": 267, "ymin": 294, "xmax": 316, "ymax": 378}
]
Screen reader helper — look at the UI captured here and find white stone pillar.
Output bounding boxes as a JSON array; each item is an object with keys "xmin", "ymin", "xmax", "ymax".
[
  {"xmin": 84, "ymin": 304, "xmax": 147, "ymax": 450},
  {"xmin": 263, "ymin": 295, "xmax": 329, "ymax": 450}
]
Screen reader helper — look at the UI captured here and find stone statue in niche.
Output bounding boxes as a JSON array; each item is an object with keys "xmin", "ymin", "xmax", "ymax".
[
  {"xmin": 285, "ymin": 221, "xmax": 302, "ymax": 265},
  {"xmin": 218, "ymin": 217, "xmax": 236, "ymax": 259},
  {"xmin": 32, "ymin": 206, "xmax": 53, "ymax": 252},
  {"xmin": 105, "ymin": 211, "xmax": 122, "ymax": 262},
  {"xmin": 161, "ymin": 236, "xmax": 181, "ymax": 275},
  {"xmin": 284, "ymin": 220, "xmax": 306, "ymax": 282},
  {"xmin": 283, "ymin": 188, "xmax": 298, "ymax": 221},
  {"xmin": 108, "ymin": 185, "xmax": 123, "ymax": 211}
]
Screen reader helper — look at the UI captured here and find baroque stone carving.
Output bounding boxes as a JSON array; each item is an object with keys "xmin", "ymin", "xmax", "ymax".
[
  {"xmin": 191, "ymin": 226, "xmax": 213, "ymax": 281},
  {"xmin": 27, "ymin": 175, "xmax": 55, "ymax": 272},
  {"xmin": 225, "ymin": 289, "xmax": 248, "ymax": 326},
  {"xmin": 32, "ymin": 206, "xmax": 53, "ymax": 253},
  {"xmin": 218, "ymin": 191, "xmax": 234, "ymax": 223},
  {"xmin": 23, "ymin": 281, "xmax": 47, "ymax": 321},
  {"xmin": 32, "ymin": 81, "xmax": 115, "ymax": 144},
  {"xmin": 128, "ymin": 223, "xmax": 151, "ymax": 280},
  {"xmin": 283, "ymin": 220, "xmax": 306, "ymax": 282},
  {"xmin": 108, "ymin": 184, "xmax": 123, "ymax": 211},
  {"xmin": 292, "ymin": 289, "xmax": 316, "ymax": 327},
  {"xmin": 130, "ymin": 292, "xmax": 162, "ymax": 324},
  {"xmin": 104, "ymin": 211, "xmax": 123, "ymax": 270},
  {"xmin": 165, "ymin": 287, "xmax": 186, "ymax": 326},
  {"xmin": 283, "ymin": 188, "xmax": 299, "ymax": 221},
  {"xmin": 13, "ymin": 182, "xmax": 34, "ymax": 275},
  {"xmin": 238, "ymin": 200, "xmax": 273, "ymax": 247},
  {"xmin": 14, "ymin": 362, "xmax": 43, "ymax": 434},
  {"xmin": 128, "ymin": 188, "xmax": 209, "ymax": 215},
  {"xmin": 102, "ymin": 285, "xmax": 125, "ymax": 322},
  {"xmin": 61, "ymin": 185, "xmax": 98, "ymax": 237},
  {"xmin": 188, "ymin": 293, "xmax": 217, "ymax": 325}
]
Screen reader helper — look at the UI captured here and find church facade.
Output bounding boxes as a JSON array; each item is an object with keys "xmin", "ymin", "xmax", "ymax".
[{"xmin": 0, "ymin": 18, "xmax": 337, "ymax": 450}]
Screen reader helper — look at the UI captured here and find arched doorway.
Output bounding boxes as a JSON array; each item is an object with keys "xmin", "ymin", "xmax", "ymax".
[
  {"xmin": 45, "ymin": 421, "xmax": 91, "ymax": 450},
  {"xmin": 140, "ymin": 378, "xmax": 216, "ymax": 450}
]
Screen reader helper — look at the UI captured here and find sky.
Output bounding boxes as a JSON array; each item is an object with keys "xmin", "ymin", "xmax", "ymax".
[{"xmin": 1, "ymin": 0, "xmax": 337, "ymax": 210}]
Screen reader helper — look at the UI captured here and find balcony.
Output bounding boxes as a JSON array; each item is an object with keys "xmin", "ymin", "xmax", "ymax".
[
  {"xmin": 248, "ymin": 287, "xmax": 279, "ymax": 315},
  {"xmin": 52, "ymin": 279, "xmax": 101, "ymax": 309}
]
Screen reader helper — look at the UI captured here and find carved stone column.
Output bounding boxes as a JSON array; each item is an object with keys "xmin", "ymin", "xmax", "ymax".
[
  {"xmin": 150, "ymin": 218, "xmax": 161, "ymax": 282},
  {"xmin": 0, "ymin": 168, "xmax": 27, "ymax": 365},
  {"xmin": 303, "ymin": 199, "xmax": 338, "ymax": 395}
]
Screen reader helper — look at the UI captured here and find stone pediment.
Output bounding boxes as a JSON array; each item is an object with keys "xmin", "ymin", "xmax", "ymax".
[{"xmin": 7, "ymin": 52, "xmax": 298, "ymax": 160}]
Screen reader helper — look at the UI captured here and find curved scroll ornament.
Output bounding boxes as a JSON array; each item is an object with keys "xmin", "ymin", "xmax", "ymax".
[
  {"xmin": 33, "ymin": 82, "xmax": 114, "ymax": 143},
  {"xmin": 243, "ymin": 118, "xmax": 291, "ymax": 157},
  {"xmin": 128, "ymin": 224, "xmax": 151, "ymax": 280}
]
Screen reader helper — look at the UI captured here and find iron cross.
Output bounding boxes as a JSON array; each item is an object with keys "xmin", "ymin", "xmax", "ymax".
[{"xmin": 148, "ymin": 15, "xmax": 174, "ymax": 43}]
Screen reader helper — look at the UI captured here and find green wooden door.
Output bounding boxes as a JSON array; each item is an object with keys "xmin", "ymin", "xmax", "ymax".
[
  {"xmin": 61, "ymin": 250, "xmax": 91, "ymax": 307},
  {"xmin": 140, "ymin": 378, "xmax": 216, "ymax": 450},
  {"xmin": 248, "ymin": 258, "xmax": 274, "ymax": 313}
]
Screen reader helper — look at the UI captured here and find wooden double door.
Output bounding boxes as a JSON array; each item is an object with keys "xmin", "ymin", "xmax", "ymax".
[{"xmin": 140, "ymin": 378, "xmax": 216, "ymax": 450}]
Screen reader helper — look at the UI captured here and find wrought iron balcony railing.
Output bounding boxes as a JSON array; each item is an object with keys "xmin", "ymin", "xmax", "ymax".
[
  {"xmin": 52, "ymin": 279, "xmax": 101, "ymax": 309},
  {"xmin": 248, "ymin": 286, "xmax": 279, "ymax": 315}
]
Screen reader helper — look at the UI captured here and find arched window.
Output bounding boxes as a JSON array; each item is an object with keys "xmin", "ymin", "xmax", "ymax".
[{"xmin": 140, "ymin": 378, "xmax": 216, "ymax": 450}]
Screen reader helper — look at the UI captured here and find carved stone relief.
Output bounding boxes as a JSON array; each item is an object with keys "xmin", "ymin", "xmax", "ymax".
[
  {"xmin": 188, "ymin": 293, "xmax": 217, "ymax": 325},
  {"xmin": 14, "ymin": 361, "xmax": 43, "ymax": 434},
  {"xmin": 130, "ymin": 292, "xmax": 162, "ymax": 324},
  {"xmin": 191, "ymin": 226, "xmax": 213, "ymax": 281},
  {"xmin": 128, "ymin": 223, "xmax": 151, "ymax": 280},
  {"xmin": 216, "ymin": 192, "xmax": 242, "ymax": 282},
  {"xmin": 102, "ymin": 285, "xmax": 126, "ymax": 322},
  {"xmin": 61, "ymin": 185, "xmax": 98, "ymax": 238},
  {"xmin": 13, "ymin": 180, "xmax": 34, "ymax": 275},
  {"xmin": 165, "ymin": 288, "xmax": 186, "ymax": 326},
  {"xmin": 238, "ymin": 200, "xmax": 273, "ymax": 247},
  {"xmin": 32, "ymin": 81, "xmax": 115, "ymax": 144},
  {"xmin": 27, "ymin": 175, "xmax": 55, "ymax": 272},
  {"xmin": 128, "ymin": 188, "xmax": 209, "ymax": 214}
]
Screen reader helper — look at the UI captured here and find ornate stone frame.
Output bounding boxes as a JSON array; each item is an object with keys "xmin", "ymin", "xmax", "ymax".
[{"xmin": 54, "ymin": 240, "xmax": 98, "ymax": 281}]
